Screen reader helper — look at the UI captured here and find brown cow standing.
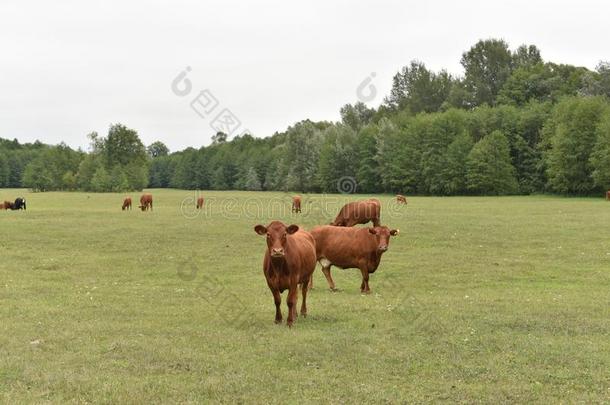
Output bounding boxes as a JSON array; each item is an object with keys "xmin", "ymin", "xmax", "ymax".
[
  {"xmin": 292, "ymin": 195, "xmax": 302, "ymax": 213},
  {"xmin": 331, "ymin": 198, "xmax": 381, "ymax": 227},
  {"xmin": 396, "ymin": 195, "xmax": 408, "ymax": 204},
  {"xmin": 606, "ymin": 190, "xmax": 610, "ymax": 200},
  {"xmin": 310, "ymin": 225, "xmax": 399, "ymax": 293},
  {"xmin": 139, "ymin": 194, "xmax": 153, "ymax": 211},
  {"xmin": 197, "ymin": 197, "xmax": 204, "ymax": 209},
  {"xmin": 122, "ymin": 197, "xmax": 132, "ymax": 211},
  {"xmin": 254, "ymin": 221, "xmax": 317, "ymax": 327}
]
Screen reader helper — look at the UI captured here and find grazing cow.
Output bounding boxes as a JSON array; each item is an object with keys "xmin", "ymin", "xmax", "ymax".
[
  {"xmin": 2, "ymin": 201, "xmax": 13, "ymax": 210},
  {"xmin": 11, "ymin": 198, "xmax": 26, "ymax": 210},
  {"xmin": 139, "ymin": 194, "xmax": 153, "ymax": 211},
  {"xmin": 292, "ymin": 195, "xmax": 302, "ymax": 213},
  {"xmin": 396, "ymin": 194, "xmax": 408, "ymax": 205},
  {"xmin": 197, "ymin": 197, "xmax": 204, "ymax": 209},
  {"xmin": 310, "ymin": 225, "xmax": 399, "ymax": 293},
  {"xmin": 331, "ymin": 198, "xmax": 381, "ymax": 227},
  {"xmin": 254, "ymin": 221, "xmax": 317, "ymax": 327},
  {"xmin": 122, "ymin": 197, "xmax": 132, "ymax": 211}
]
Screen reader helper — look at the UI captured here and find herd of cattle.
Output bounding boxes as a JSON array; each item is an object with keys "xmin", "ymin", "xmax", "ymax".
[
  {"xmin": 254, "ymin": 196, "xmax": 403, "ymax": 327},
  {"xmin": 118, "ymin": 192, "xmax": 406, "ymax": 327},
  {"xmin": 6, "ymin": 189, "xmax": 610, "ymax": 327}
]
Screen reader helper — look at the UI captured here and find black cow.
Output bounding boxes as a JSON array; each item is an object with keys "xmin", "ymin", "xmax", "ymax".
[{"xmin": 11, "ymin": 198, "xmax": 26, "ymax": 210}]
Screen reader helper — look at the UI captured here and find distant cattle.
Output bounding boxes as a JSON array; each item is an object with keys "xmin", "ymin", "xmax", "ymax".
[
  {"xmin": 607, "ymin": 190, "xmax": 610, "ymax": 200},
  {"xmin": 291, "ymin": 195, "xmax": 302, "ymax": 213},
  {"xmin": 11, "ymin": 198, "xmax": 26, "ymax": 210},
  {"xmin": 3, "ymin": 201, "xmax": 13, "ymax": 209},
  {"xmin": 331, "ymin": 199, "xmax": 381, "ymax": 227},
  {"xmin": 197, "ymin": 197, "xmax": 204, "ymax": 209},
  {"xmin": 310, "ymin": 225, "xmax": 399, "ymax": 293},
  {"xmin": 139, "ymin": 194, "xmax": 153, "ymax": 211},
  {"xmin": 122, "ymin": 197, "xmax": 132, "ymax": 211},
  {"xmin": 396, "ymin": 195, "xmax": 408, "ymax": 204},
  {"xmin": 254, "ymin": 221, "xmax": 317, "ymax": 327}
]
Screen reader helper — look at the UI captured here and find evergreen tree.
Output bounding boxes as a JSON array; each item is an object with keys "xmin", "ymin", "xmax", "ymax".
[
  {"xmin": 110, "ymin": 166, "xmax": 130, "ymax": 192},
  {"xmin": 466, "ymin": 130, "xmax": 518, "ymax": 194},
  {"xmin": 244, "ymin": 167, "xmax": 262, "ymax": 191},
  {"xmin": 544, "ymin": 97, "xmax": 607, "ymax": 194},
  {"xmin": 590, "ymin": 114, "xmax": 610, "ymax": 191},
  {"xmin": 90, "ymin": 166, "xmax": 112, "ymax": 192},
  {"xmin": 440, "ymin": 131, "xmax": 474, "ymax": 194}
]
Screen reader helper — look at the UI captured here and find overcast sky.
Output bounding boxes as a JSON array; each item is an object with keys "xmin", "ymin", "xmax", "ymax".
[{"xmin": 1, "ymin": 0, "xmax": 608, "ymax": 152}]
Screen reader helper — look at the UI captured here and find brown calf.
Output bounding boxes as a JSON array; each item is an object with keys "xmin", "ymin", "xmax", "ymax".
[
  {"xmin": 331, "ymin": 198, "xmax": 381, "ymax": 227},
  {"xmin": 292, "ymin": 195, "xmax": 302, "ymax": 213},
  {"xmin": 396, "ymin": 195, "xmax": 408, "ymax": 204},
  {"xmin": 122, "ymin": 197, "xmax": 132, "ymax": 211},
  {"xmin": 197, "ymin": 197, "xmax": 204, "ymax": 209},
  {"xmin": 139, "ymin": 194, "xmax": 153, "ymax": 211},
  {"xmin": 311, "ymin": 225, "xmax": 399, "ymax": 293},
  {"xmin": 254, "ymin": 221, "xmax": 317, "ymax": 327}
]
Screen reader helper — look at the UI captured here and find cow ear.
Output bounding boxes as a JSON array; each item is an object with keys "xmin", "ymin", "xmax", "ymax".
[
  {"xmin": 368, "ymin": 227, "xmax": 377, "ymax": 235},
  {"xmin": 390, "ymin": 229, "xmax": 399, "ymax": 236},
  {"xmin": 286, "ymin": 224, "xmax": 299, "ymax": 234},
  {"xmin": 254, "ymin": 225, "xmax": 267, "ymax": 235}
]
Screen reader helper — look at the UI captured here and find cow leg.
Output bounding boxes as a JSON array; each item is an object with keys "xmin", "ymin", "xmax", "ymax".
[
  {"xmin": 272, "ymin": 289, "xmax": 282, "ymax": 324},
  {"xmin": 320, "ymin": 265, "xmax": 336, "ymax": 291},
  {"xmin": 286, "ymin": 287, "xmax": 298, "ymax": 327},
  {"xmin": 360, "ymin": 268, "xmax": 371, "ymax": 294},
  {"xmin": 300, "ymin": 278, "xmax": 310, "ymax": 317}
]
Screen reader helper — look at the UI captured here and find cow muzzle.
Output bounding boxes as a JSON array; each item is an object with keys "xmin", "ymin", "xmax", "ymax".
[
  {"xmin": 378, "ymin": 245, "xmax": 388, "ymax": 252},
  {"xmin": 271, "ymin": 248, "xmax": 285, "ymax": 258}
]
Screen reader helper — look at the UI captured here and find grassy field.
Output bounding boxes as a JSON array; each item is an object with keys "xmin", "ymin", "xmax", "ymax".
[{"xmin": 1, "ymin": 189, "xmax": 609, "ymax": 403}]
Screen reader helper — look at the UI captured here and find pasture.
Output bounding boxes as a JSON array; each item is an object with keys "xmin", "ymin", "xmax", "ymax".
[{"xmin": 1, "ymin": 189, "xmax": 609, "ymax": 403}]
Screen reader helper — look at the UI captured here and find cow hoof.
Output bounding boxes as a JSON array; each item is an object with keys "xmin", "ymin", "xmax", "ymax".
[
  {"xmin": 330, "ymin": 288, "xmax": 338, "ymax": 292},
  {"xmin": 275, "ymin": 319, "xmax": 282, "ymax": 324},
  {"xmin": 301, "ymin": 312, "xmax": 307, "ymax": 318}
]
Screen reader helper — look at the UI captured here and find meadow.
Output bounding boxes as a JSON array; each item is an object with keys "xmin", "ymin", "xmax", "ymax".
[{"xmin": 0, "ymin": 189, "xmax": 609, "ymax": 403}]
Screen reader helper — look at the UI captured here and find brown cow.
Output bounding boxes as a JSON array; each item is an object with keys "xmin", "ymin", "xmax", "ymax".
[
  {"xmin": 606, "ymin": 190, "xmax": 610, "ymax": 200},
  {"xmin": 197, "ymin": 197, "xmax": 204, "ymax": 209},
  {"xmin": 292, "ymin": 195, "xmax": 302, "ymax": 213},
  {"xmin": 254, "ymin": 221, "xmax": 317, "ymax": 327},
  {"xmin": 139, "ymin": 194, "xmax": 153, "ymax": 211},
  {"xmin": 396, "ymin": 194, "xmax": 408, "ymax": 204},
  {"xmin": 331, "ymin": 198, "xmax": 381, "ymax": 227},
  {"xmin": 122, "ymin": 197, "xmax": 132, "ymax": 211},
  {"xmin": 3, "ymin": 201, "xmax": 14, "ymax": 210},
  {"xmin": 311, "ymin": 225, "xmax": 399, "ymax": 293}
]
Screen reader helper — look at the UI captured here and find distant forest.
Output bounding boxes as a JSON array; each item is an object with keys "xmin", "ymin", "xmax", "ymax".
[{"xmin": 2, "ymin": 39, "xmax": 610, "ymax": 195}]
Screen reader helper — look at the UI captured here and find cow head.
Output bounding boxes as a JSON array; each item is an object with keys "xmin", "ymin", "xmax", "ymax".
[
  {"xmin": 255, "ymin": 221, "xmax": 299, "ymax": 258},
  {"xmin": 368, "ymin": 226, "xmax": 399, "ymax": 253},
  {"xmin": 139, "ymin": 205, "xmax": 147, "ymax": 211}
]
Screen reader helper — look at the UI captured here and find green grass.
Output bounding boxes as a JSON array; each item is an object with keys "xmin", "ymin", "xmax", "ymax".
[{"xmin": 1, "ymin": 189, "xmax": 609, "ymax": 403}]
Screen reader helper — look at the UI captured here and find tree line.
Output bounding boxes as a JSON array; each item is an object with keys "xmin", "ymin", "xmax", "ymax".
[{"xmin": 1, "ymin": 39, "xmax": 609, "ymax": 195}]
